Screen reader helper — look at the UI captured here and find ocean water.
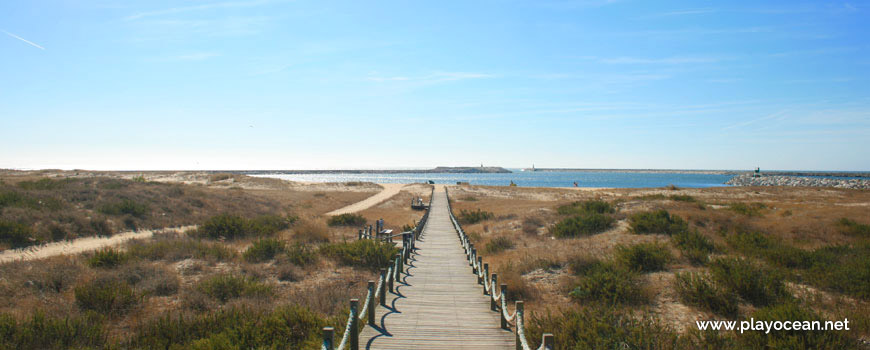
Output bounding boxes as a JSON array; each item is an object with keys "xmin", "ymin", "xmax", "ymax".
[{"xmin": 254, "ymin": 171, "xmax": 734, "ymax": 188}]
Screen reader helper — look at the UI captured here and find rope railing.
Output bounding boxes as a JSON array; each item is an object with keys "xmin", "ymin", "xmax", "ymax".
[
  {"xmin": 322, "ymin": 186, "xmax": 434, "ymax": 350},
  {"xmin": 444, "ymin": 187, "xmax": 555, "ymax": 350}
]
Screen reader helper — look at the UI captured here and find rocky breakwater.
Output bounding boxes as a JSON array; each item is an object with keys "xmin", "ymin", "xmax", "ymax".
[{"xmin": 727, "ymin": 174, "xmax": 870, "ymax": 189}]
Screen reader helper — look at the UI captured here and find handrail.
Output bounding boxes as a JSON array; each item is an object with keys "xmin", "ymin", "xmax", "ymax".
[
  {"xmin": 444, "ymin": 187, "xmax": 554, "ymax": 350},
  {"xmin": 322, "ymin": 185, "xmax": 434, "ymax": 350}
]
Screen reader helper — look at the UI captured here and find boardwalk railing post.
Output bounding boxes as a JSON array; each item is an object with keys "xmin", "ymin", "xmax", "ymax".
[
  {"xmin": 358, "ymin": 229, "xmax": 362, "ymax": 240},
  {"xmin": 367, "ymin": 281, "xmax": 376, "ymax": 325},
  {"xmin": 396, "ymin": 253, "xmax": 403, "ymax": 275},
  {"xmin": 322, "ymin": 327, "xmax": 334, "ymax": 350},
  {"xmin": 542, "ymin": 333, "xmax": 554, "ymax": 350},
  {"xmin": 483, "ymin": 263, "xmax": 489, "ymax": 293},
  {"xmin": 500, "ymin": 284, "xmax": 508, "ymax": 329},
  {"xmin": 490, "ymin": 273, "xmax": 498, "ymax": 311},
  {"xmin": 379, "ymin": 268, "xmax": 387, "ymax": 306},
  {"xmin": 350, "ymin": 299, "xmax": 359, "ymax": 350},
  {"xmin": 515, "ymin": 301, "xmax": 523, "ymax": 350}
]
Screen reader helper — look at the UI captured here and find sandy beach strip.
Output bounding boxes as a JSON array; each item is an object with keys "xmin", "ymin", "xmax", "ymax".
[
  {"xmin": 326, "ymin": 183, "xmax": 407, "ymax": 216},
  {"xmin": 0, "ymin": 225, "xmax": 196, "ymax": 264}
]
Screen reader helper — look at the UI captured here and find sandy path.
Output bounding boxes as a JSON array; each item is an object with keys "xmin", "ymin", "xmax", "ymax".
[
  {"xmin": 0, "ymin": 225, "xmax": 197, "ymax": 264},
  {"xmin": 326, "ymin": 183, "xmax": 407, "ymax": 216}
]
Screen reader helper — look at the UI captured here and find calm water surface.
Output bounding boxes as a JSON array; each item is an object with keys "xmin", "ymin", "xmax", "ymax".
[{"xmin": 254, "ymin": 171, "xmax": 733, "ymax": 188}]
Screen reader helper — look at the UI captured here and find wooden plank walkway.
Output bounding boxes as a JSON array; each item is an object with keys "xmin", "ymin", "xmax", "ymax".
[{"xmin": 359, "ymin": 189, "xmax": 515, "ymax": 349}]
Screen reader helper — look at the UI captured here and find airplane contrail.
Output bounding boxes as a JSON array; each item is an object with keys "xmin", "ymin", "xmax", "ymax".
[{"xmin": 2, "ymin": 30, "xmax": 45, "ymax": 50}]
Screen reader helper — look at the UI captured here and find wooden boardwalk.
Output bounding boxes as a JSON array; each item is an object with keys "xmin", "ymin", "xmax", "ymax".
[{"xmin": 359, "ymin": 189, "xmax": 515, "ymax": 349}]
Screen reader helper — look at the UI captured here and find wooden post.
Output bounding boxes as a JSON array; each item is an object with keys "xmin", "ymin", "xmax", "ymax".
[
  {"xmin": 358, "ymin": 229, "xmax": 362, "ymax": 240},
  {"xmin": 470, "ymin": 248, "xmax": 477, "ymax": 267},
  {"xmin": 542, "ymin": 333, "xmax": 554, "ymax": 350},
  {"xmin": 477, "ymin": 256, "xmax": 483, "ymax": 277},
  {"xmin": 349, "ymin": 299, "xmax": 359, "ymax": 350},
  {"xmin": 500, "ymin": 284, "xmax": 508, "ymax": 329},
  {"xmin": 322, "ymin": 327, "xmax": 334, "ymax": 350},
  {"xmin": 379, "ymin": 269, "xmax": 387, "ymax": 306},
  {"xmin": 367, "ymin": 281, "xmax": 375, "ymax": 325},
  {"xmin": 388, "ymin": 265, "xmax": 394, "ymax": 293},
  {"xmin": 490, "ymin": 273, "xmax": 498, "ymax": 311},
  {"xmin": 483, "ymin": 263, "xmax": 489, "ymax": 292},
  {"xmin": 515, "ymin": 301, "xmax": 524, "ymax": 350}
]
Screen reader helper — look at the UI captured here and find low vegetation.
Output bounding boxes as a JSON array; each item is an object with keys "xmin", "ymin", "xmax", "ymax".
[
  {"xmin": 327, "ymin": 213, "xmax": 366, "ymax": 227},
  {"xmin": 629, "ymin": 209, "xmax": 688, "ymax": 235},
  {"xmin": 126, "ymin": 235, "xmax": 237, "ymax": 262},
  {"xmin": 556, "ymin": 199, "xmax": 614, "ymax": 215},
  {"xmin": 484, "ymin": 236, "xmax": 515, "ymax": 254},
  {"xmin": 196, "ymin": 274, "xmax": 272, "ymax": 303},
  {"xmin": 551, "ymin": 213, "xmax": 614, "ymax": 238},
  {"xmin": 709, "ymin": 257, "xmax": 789, "ymax": 306},
  {"xmin": 320, "ymin": 239, "xmax": 398, "ymax": 271},
  {"xmin": 672, "ymin": 229, "xmax": 715, "ymax": 265},
  {"xmin": 194, "ymin": 214, "xmax": 292, "ymax": 240},
  {"xmin": 0, "ymin": 311, "xmax": 107, "ymax": 350},
  {"xmin": 569, "ymin": 260, "xmax": 647, "ymax": 305},
  {"xmin": 243, "ymin": 238, "xmax": 286, "ymax": 263},
  {"xmin": 614, "ymin": 243, "xmax": 672, "ymax": 273},
  {"xmin": 74, "ymin": 280, "xmax": 139, "ymax": 315},
  {"xmin": 86, "ymin": 248, "xmax": 129, "ymax": 268},
  {"xmin": 728, "ymin": 202, "xmax": 767, "ymax": 217},
  {"xmin": 457, "ymin": 208, "xmax": 494, "ymax": 225},
  {"xmin": 674, "ymin": 272, "xmax": 739, "ymax": 317},
  {"xmin": 838, "ymin": 217, "xmax": 870, "ymax": 237}
]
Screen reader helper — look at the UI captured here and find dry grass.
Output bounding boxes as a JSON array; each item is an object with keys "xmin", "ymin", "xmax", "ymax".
[{"xmin": 446, "ymin": 184, "xmax": 870, "ymax": 345}]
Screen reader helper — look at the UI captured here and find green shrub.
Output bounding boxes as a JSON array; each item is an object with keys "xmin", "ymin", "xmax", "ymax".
[
  {"xmin": 804, "ymin": 243, "xmax": 870, "ymax": 300},
  {"xmin": 729, "ymin": 202, "xmax": 766, "ymax": 217},
  {"xmin": 243, "ymin": 238, "xmax": 286, "ymax": 263},
  {"xmin": 709, "ymin": 258, "xmax": 788, "ymax": 306},
  {"xmin": 629, "ymin": 209, "xmax": 688, "ymax": 235},
  {"xmin": 126, "ymin": 305, "xmax": 329, "ymax": 349},
  {"xmin": 195, "ymin": 214, "xmax": 290, "ymax": 240},
  {"xmin": 327, "ymin": 213, "xmax": 366, "ymax": 227},
  {"xmin": 0, "ymin": 219, "xmax": 36, "ymax": 248},
  {"xmin": 249, "ymin": 214, "xmax": 295, "ymax": 235},
  {"xmin": 672, "ymin": 230, "xmax": 715, "ymax": 265},
  {"xmin": 570, "ymin": 262, "xmax": 647, "ymax": 305},
  {"xmin": 0, "ymin": 311, "xmax": 107, "ymax": 350},
  {"xmin": 674, "ymin": 272, "xmax": 738, "ymax": 317},
  {"xmin": 526, "ymin": 305, "xmax": 679, "ymax": 350},
  {"xmin": 196, "ymin": 214, "xmax": 249, "ymax": 239},
  {"xmin": 557, "ymin": 200, "xmax": 615, "ymax": 215},
  {"xmin": 457, "ymin": 209, "xmax": 494, "ymax": 225},
  {"xmin": 738, "ymin": 303, "xmax": 859, "ymax": 349},
  {"xmin": 196, "ymin": 274, "xmax": 272, "ymax": 303},
  {"xmin": 87, "ymin": 248, "xmax": 128, "ymax": 268},
  {"xmin": 98, "ymin": 199, "xmax": 150, "ymax": 218},
  {"xmin": 725, "ymin": 230, "xmax": 812, "ymax": 269},
  {"xmin": 669, "ymin": 194, "xmax": 696, "ymax": 202},
  {"xmin": 74, "ymin": 280, "xmax": 139, "ymax": 315},
  {"xmin": 126, "ymin": 237, "xmax": 236, "ymax": 261},
  {"xmin": 320, "ymin": 239, "xmax": 399, "ymax": 270},
  {"xmin": 16, "ymin": 178, "xmax": 71, "ymax": 190},
  {"xmin": 282, "ymin": 242, "xmax": 316, "ymax": 266},
  {"xmin": 615, "ymin": 243, "xmax": 672, "ymax": 272},
  {"xmin": 837, "ymin": 218, "xmax": 870, "ymax": 237},
  {"xmin": 552, "ymin": 213, "xmax": 614, "ymax": 238},
  {"xmin": 485, "ymin": 236, "xmax": 515, "ymax": 254}
]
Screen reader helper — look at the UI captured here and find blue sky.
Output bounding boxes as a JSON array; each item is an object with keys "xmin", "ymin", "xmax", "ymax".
[{"xmin": 1, "ymin": 0, "xmax": 868, "ymax": 171}]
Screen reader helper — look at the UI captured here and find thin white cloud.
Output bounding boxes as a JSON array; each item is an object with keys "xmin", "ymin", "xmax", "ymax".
[
  {"xmin": 125, "ymin": 0, "xmax": 278, "ymax": 20},
  {"xmin": 2, "ymin": 30, "xmax": 45, "ymax": 50}
]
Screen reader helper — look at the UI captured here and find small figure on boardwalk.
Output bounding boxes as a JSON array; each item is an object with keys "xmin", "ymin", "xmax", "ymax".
[{"xmin": 573, "ymin": 181, "xmax": 578, "ymax": 187}]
